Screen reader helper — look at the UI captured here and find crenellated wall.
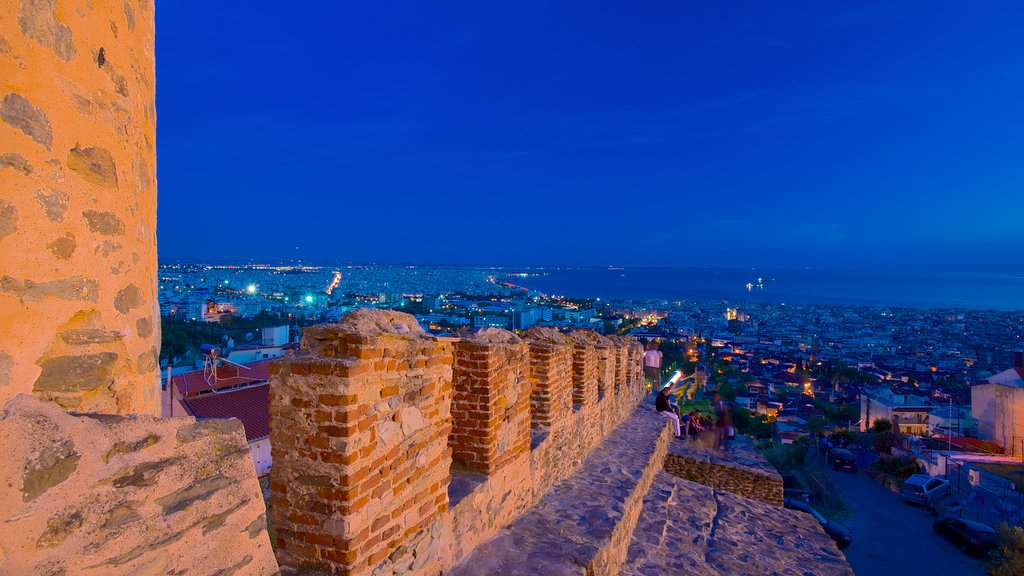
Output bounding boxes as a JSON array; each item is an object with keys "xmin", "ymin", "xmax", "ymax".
[
  {"xmin": 522, "ymin": 326, "xmax": 574, "ymax": 429},
  {"xmin": 269, "ymin": 313, "xmax": 454, "ymax": 575},
  {"xmin": 0, "ymin": 0, "xmax": 160, "ymax": 415},
  {"xmin": 269, "ymin": 310, "xmax": 649, "ymax": 575},
  {"xmin": 450, "ymin": 328, "xmax": 531, "ymax": 474}
]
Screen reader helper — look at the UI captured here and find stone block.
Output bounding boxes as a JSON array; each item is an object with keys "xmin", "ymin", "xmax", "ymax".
[
  {"xmin": 270, "ymin": 309, "xmax": 453, "ymax": 576},
  {"xmin": 0, "ymin": 395, "xmax": 277, "ymax": 575}
]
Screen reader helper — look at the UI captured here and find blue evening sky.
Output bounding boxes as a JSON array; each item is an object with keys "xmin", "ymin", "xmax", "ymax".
[{"xmin": 156, "ymin": 1, "xmax": 1024, "ymax": 269}]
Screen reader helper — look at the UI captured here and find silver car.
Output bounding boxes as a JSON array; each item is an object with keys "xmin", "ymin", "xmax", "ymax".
[{"xmin": 900, "ymin": 474, "xmax": 950, "ymax": 507}]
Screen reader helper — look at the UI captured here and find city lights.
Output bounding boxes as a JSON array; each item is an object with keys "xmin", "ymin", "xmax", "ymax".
[{"xmin": 246, "ymin": 284, "xmax": 257, "ymax": 294}]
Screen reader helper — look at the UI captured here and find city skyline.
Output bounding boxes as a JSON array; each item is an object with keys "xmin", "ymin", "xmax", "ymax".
[{"xmin": 157, "ymin": 2, "xmax": 1023, "ymax": 269}]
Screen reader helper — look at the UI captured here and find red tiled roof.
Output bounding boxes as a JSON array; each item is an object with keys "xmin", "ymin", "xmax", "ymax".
[
  {"xmin": 185, "ymin": 384, "xmax": 269, "ymax": 442},
  {"xmin": 172, "ymin": 358, "xmax": 273, "ymax": 398}
]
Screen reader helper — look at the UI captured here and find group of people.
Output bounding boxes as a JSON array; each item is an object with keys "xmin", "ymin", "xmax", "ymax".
[
  {"xmin": 646, "ymin": 340, "xmax": 733, "ymax": 448},
  {"xmin": 655, "ymin": 382, "xmax": 732, "ymax": 448}
]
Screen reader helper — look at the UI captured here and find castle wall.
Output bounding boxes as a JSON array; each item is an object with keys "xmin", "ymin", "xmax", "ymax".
[
  {"xmin": 0, "ymin": 0, "xmax": 160, "ymax": 415},
  {"xmin": 269, "ymin": 311, "xmax": 649, "ymax": 575},
  {"xmin": 450, "ymin": 329, "xmax": 530, "ymax": 474},
  {"xmin": 522, "ymin": 326, "xmax": 573, "ymax": 429},
  {"xmin": 270, "ymin": 313, "xmax": 454, "ymax": 575}
]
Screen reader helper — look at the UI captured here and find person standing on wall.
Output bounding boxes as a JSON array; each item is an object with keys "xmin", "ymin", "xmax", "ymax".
[{"xmin": 644, "ymin": 341, "xmax": 663, "ymax": 391}]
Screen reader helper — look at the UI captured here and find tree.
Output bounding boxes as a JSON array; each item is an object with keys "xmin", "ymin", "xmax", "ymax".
[
  {"xmin": 871, "ymin": 418, "xmax": 893, "ymax": 433},
  {"xmin": 873, "ymin": 430, "xmax": 896, "ymax": 454},
  {"xmin": 990, "ymin": 524, "xmax": 1024, "ymax": 576},
  {"xmin": 806, "ymin": 416, "xmax": 827, "ymax": 436}
]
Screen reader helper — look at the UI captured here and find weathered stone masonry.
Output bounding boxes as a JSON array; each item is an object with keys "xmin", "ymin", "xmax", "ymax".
[
  {"xmin": 269, "ymin": 310, "xmax": 649, "ymax": 575},
  {"xmin": 1, "ymin": 3, "xmax": 279, "ymax": 575},
  {"xmin": 1, "ymin": 0, "xmax": 161, "ymax": 415},
  {"xmin": 0, "ymin": 394, "xmax": 277, "ymax": 575},
  {"xmin": 522, "ymin": 326, "xmax": 574, "ymax": 429},
  {"xmin": 450, "ymin": 328, "xmax": 530, "ymax": 475},
  {"xmin": 568, "ymin": 330, "xmax": 600, "ymax": 409},
  {"xmin": 270, "ymin": 313, "xmax": 455, "ymax": 575}
]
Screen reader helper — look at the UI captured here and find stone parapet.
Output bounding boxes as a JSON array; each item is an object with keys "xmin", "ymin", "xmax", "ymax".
[
  {"xmin": 568, "ymin": 331, "xmax": 601, "ymax": 409},
  {"xmin": 0, "ymin": 395, "xmax": 277, "ymax": 575},
  {"xmin": 450, "ymin": 328, "xmax": 530, "ymax": 474},
  {"xmin": 664, "ymin": 435, "xmax": 784, "ymax": 506},
  {"xmin": 605, "ymin": 335, "xmax": 630, "ymax": 394},
  {"xmin": 270, "ymin": 310, "xmax": 453, "ymax": 576},
  {"xmin": 522, "ymin": 327, "xmax": 573, "ymax": 430}
]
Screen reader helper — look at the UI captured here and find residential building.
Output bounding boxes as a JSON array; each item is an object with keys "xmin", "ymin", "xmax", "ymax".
[
  {"xmin": 860, "ymin": 387, "xmax": 933, "ymax": 435},
  {"xmin": 971, "ymin": 352, "xmax": 1024, "ymax": 453}
]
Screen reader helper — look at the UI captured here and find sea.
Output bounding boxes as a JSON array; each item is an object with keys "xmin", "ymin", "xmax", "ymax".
[{"xmin": 502, "ymin": 267, "xmax": 1024, "ymax": 312}]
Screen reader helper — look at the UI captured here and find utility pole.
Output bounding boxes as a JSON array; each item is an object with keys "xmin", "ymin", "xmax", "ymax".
[{"xmin": 948, "ymin": 397, "xmax": 953, "ymax": 454}]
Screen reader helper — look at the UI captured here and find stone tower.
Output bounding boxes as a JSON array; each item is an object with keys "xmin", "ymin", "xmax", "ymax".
[{"xmin": 1, "ymin": 0, "xmax": 160, "ymax": 415}]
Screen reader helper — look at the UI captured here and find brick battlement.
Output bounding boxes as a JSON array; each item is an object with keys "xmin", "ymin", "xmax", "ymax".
[{"xmin": 269, "ymin": 310, "xmax": 648, "ymax": 576}]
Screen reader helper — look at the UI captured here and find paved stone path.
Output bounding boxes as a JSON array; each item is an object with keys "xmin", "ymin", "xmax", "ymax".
[
  {"xmin": 449, "ymin": 403, "xmax": 671, "ymax": 576},
  {"xmin": 623, "ymin": 472, "xmax": 854, "ymax": 576}
]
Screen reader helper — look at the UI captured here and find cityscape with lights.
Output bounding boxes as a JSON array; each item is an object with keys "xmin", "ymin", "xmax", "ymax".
[{"xmin": 153, "ymin": 260, "xmax": 1024, "ymax": 573}]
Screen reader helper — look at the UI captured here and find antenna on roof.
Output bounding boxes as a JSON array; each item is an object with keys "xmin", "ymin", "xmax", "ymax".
[{"xmin": 200, "ymin": 344, "xmax": 251, "ymax": 391}]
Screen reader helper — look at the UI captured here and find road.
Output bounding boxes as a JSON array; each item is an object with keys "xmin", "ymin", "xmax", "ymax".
[{"xmin": 826, "ymin": 459, "xmax": 986, "ymax": 576}]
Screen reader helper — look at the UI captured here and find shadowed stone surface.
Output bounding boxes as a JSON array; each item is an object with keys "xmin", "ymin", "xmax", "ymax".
[
  {"xmin": 114, "ymin": 283, "xmax": 142, "ymax": 313},
  {"xmin": 135, "ymin": 317, "xmax": 153, "ymax": 338},
  {"xmin": 22, "ymin": 439, "xmax": 80, "ymax": 502},
  {"xmin": 665, "ymin": 435, "xmax": 784, "ymax": 506},
  {"xmin": 82, "ymin": 209, "xmax": 125, "ymax": 235},
  {"xmin": 18, "ymin": 0, "xmax": 76, "ymax": 60},
  {"xmin": 0, "ymin": 395, "xmax": 277, "ymax": 575},
  {"xmin": 0, "ymin": 199, "xmax": 18, "ymax": 239},
  {"xmin": 34, "ymin": 188, "xmax": 68, "ymax": 221},
  {"xmin": 0, "ymin": 275, "xmax": 98, "ymax": 302},
  {"xmin": 0, "ymin": 351, "xmax": 12, "ymax": 388},
  {"xmin": 1, "ymin": 92, "xmax": 53, "ymax": 148},
  {"xmin": 0, "ymin": 152, "xmax": 33, "ymax": 174},
  {"xmin": 622, "ymin": 472, "xmax": 854, "ymax": 576},
  {"xmin": 47, "ymin": 232, "xmax": 76, "ymax": 259},
  {"xmin": 33, "ymin": 352, "xmax": 118, "ymax": 393},
  {"xmin": 60, "ymin": 328, "xmax": 124, "ymax": 346},
  {"xmin": 450, "ymin": 402, "xmax": 673, "ymax": 576},
  {"xmin": 69, "ymin": 147, "xmax": 119, "ymax": 189}
]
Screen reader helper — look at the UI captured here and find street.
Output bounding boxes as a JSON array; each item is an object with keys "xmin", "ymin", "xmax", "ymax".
[{"xmin": 826, "ymin": 460, "xmax": 987, "ymax": 576}]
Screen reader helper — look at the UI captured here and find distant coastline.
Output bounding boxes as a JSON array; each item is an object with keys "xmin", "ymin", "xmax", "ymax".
[{"xmin": 499, "ymin": 267, "xmax": 1024, "ymax": 312}]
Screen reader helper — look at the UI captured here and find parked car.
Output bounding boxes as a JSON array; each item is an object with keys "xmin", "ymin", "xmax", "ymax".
[
  {"xmin": 829, "ymin": 448, "xmax": 858, "ymax": 473},
  {"xmin": 933, "ymin": 517, "xmax": 998, "ymax": 557},
  {"xmin": 783, "ymin": 497, "xmax": 853, "ymax": 549},
  {"xmin": 900, "ymin": 474, "xmax": 950, "ymax": 508}
]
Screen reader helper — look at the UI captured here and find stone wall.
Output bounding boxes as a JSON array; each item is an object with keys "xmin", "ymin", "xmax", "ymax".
[
  {"xmin": 269, "ymin": 311, "xmax": 649, "ymax": 575},
  {"xmin": 607, "ymin": 336, "xmax": 629, "ymax": 394},
  {"xmin": 1, "ymin": 0, "xmax": 161, "ymax": 415},
  {"xmin": 522, "ymin": 327, "xmax": 574, "ymax": 429},
  {"xmin": 568, "ymin": 331, "xmax": 600, "ymax": 409},
  {"xmin": 0, "ymin": 394, "xmax": 277, "ymax": 575},
  {"xmin": 450, "ymin": 328, "xmax": 530, "ymax": 474},
  {"xmin": 270, "ymin": 311, "xmax": 454, "ymax": 575},
  {"xmin": 664, "ymin": 436, "xmax": 785, "ymax": 507}
]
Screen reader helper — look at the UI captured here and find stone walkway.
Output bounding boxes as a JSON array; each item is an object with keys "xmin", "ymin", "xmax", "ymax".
[
  {"xmin": 622, "ymin": 472, "xmax": 854, "ymax": 576},
  {"xmin": 449, "ymin": 403, "xmax": 672, "ymax": 576},
  {"xmin": 448, "ymin": 401, "xmax": 852, "ymax": 576}
]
